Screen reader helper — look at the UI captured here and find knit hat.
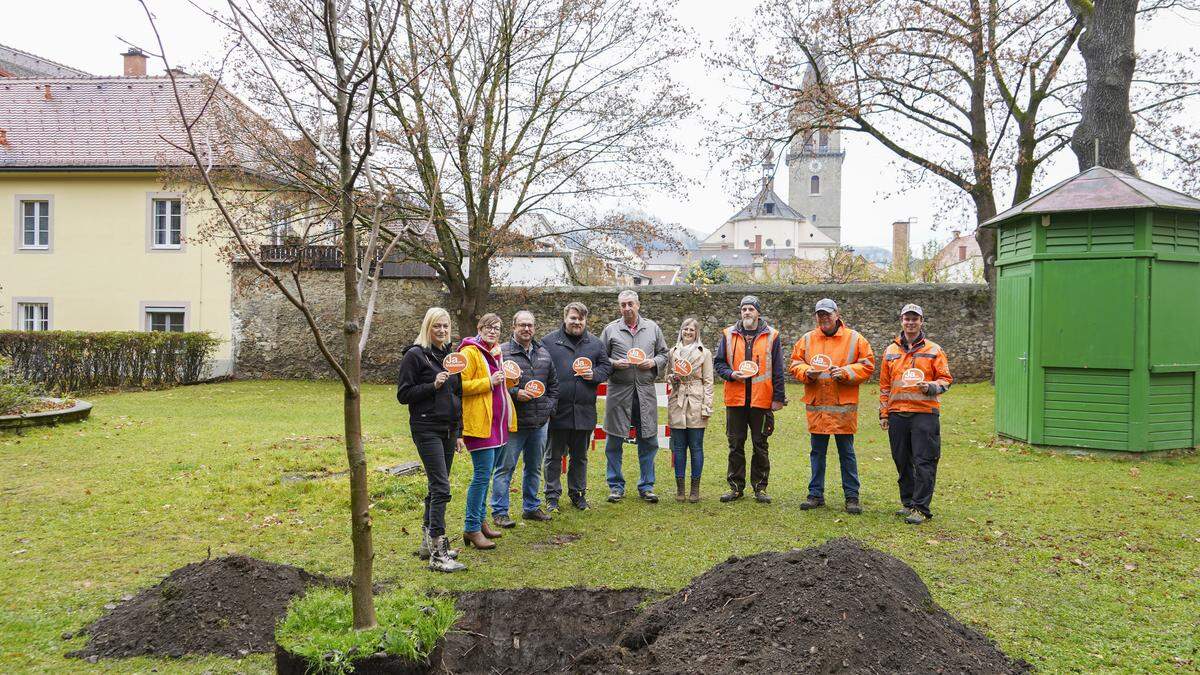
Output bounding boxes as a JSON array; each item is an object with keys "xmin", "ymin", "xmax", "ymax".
[{"xmin": 739, "ymin": 295, "xmax": 762, "ymax": 312}]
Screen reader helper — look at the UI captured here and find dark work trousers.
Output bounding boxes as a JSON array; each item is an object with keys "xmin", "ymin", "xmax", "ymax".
[
  {"xmin": 544, "ymin": 429, "xmax": 591, "ymax": 503},
  {"xmin": 726, "ymin": 405, "xmax": 771, "ymax": 493},
  {"xmin": 412, "ymin": 428, "xmax": 455, "ymax": 538},
  {"xmin": 887, "ymin": 412, "xmax": 941, "ymax": 517}
]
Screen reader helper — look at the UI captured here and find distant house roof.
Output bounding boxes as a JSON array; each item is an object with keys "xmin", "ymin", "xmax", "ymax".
[
  {"xmin": 0, "ymin": 44, "xmax": 91, "ymax": 78},
  {"xmin": 0, "ymin": 76, "xmax": 251, "ymax": 171},
  {"xmin": 983, "ymin": 166, "xmax": 1200, "ymax": 227},
  {"xmin": 643, "ymin": 269, "xmax": 679, "ymax": 285}
]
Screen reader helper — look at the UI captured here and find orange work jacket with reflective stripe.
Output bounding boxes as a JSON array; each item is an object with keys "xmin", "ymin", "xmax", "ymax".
[
  {"xmin": 721, "ymin": 325, "xmax": 780, "ymax": 408},
  {"xmin": 787, "ymin": 323, "xmax": 875, "ymax": 434},
  {"xmin": 878, "ymin": 334, "xmax": 953, "ymax": 416}
]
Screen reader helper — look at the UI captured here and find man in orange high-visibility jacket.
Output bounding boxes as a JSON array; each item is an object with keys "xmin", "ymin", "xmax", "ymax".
[
  {"xmin": 714, "ymin": 295, "xmax": 787, "ymax": 504},
  {"xmin": 879, "ymin": 304, "xmax": 953, "ymax": 525},
  {"xmin": 788, "ymin": 298, "xmax": 875, "ymax": 515}
]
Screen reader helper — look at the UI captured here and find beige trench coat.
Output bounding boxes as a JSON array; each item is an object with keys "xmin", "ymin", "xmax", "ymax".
[{"xmin": 667, "ymin": 342, "xmax": 714, "ymax": 429}]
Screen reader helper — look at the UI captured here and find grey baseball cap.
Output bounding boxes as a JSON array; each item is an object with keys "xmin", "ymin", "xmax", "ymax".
[
  {"xmin": 814, "ymin": 298, "xmax": 838, "ymax": 314},
  {"xmin": 900, "ymin": 303, "xmax": 924, "ymax": 317}
]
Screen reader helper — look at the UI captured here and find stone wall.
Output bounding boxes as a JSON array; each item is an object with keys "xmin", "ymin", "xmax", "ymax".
[{"xmin": 231, "ymin": 264, "xmax": 994, "ymax": 382}]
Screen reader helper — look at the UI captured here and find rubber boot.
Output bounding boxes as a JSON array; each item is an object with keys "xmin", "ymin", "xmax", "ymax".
[
  {"xmin": 675, "ymin": 477, "xmax": 686, "ymax": 502},
  {"xmin": 429, "ymin": 536, "xmax": 466, "ymax": 573},
  {"xmin": 688, "ymin": 478, "xmax": 701, "ymax": 503}
]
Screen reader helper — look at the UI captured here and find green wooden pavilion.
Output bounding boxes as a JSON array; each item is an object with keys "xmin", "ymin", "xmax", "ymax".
[{"xmin": 983, "ymin": 166, "xmax": 1200, "ymax": 453}]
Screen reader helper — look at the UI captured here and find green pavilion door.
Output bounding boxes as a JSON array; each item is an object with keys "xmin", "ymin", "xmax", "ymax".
[{"xmin": 996, "ymin": 272, "xmax": 1031, "ymax": 439}]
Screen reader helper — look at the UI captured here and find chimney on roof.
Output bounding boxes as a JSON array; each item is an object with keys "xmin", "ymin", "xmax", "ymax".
[
  {"xmin": 952, "ymin": 229, "xmax": 961, "ymax": 239},
  {"xmin": 43, "ymin": 84, "xmax": 52, "ymax": 100},
  {"xmin": 892, "ymin": 219, "xmax": 911, "ymax": 271},
  {"xmin": 123, "ymin": 47, "xmax": 148, "ymax": 77},
  {"xmin": 0, "ymin": 129, "xmax": 9, "ymax": 147}
]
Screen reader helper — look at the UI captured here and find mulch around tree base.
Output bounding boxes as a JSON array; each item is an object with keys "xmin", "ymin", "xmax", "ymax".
[{"xmin": 68, "ymin": 540, "xmax": 1028, "ymax": 674}]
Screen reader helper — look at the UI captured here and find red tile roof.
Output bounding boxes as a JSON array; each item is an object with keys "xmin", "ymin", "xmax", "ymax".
[{"xmin": 0, "ymin": 76, "xmax": 235, "ymax": 170}]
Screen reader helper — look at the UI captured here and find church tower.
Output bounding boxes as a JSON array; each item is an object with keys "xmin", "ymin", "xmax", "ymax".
[{"xmin": 786, "ymin": 126, "xmax": 844, "ymax": 246}]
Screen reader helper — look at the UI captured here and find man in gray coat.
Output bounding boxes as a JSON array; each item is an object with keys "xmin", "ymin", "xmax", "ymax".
[{"xmin": 599, "ymin": 290, "xmax": 669, "ymax": 503}]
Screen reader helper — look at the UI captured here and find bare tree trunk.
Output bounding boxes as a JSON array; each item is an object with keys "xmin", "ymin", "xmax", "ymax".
[
  {"xmin": 1070, "ymin": 0, "xmax": 1139, "ymax": 174},
  {"xmin": 971, "ymin": 189, "xmax": 999, "ymax": 286}
]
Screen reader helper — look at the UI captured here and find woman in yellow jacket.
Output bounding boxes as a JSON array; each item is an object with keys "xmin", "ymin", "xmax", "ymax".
[{"xmin": 459, "ymin": 313, "xmax": 517, "ymax": 549}]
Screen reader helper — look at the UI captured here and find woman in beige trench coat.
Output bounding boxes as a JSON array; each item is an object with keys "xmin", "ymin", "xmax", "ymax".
[{"xmin": 667, "ymin": 317, "xmax": 714, "ymax": 502}]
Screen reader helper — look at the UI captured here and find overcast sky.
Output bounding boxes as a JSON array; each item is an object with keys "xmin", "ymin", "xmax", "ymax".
[{"xmin": 5, "ymin": 1, "xmax": 1197, "ymax": 251}]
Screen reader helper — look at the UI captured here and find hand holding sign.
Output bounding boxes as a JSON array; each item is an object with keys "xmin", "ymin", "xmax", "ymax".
[
  {"xmin": 572, "ymin": 357, "xmax": 592, "ymax": 376},
  {"xmin": 738, "ymin": 360, "xmax": 759, "ymax": 377},
  {"xmin": 524, "ymin": 380, "xmax": 546, "ymax": 398},
  {"xmin": 672, "ymin": 358, "xmax": 693, "ymax": 377},
  {"xmin": 810, "ymin": 354, "xmax": 832, "ymax": 371},
  {"xmin": 627, "ymin": 348, "xmax": 647, "ymax": 365},
  {"xmin": 443, "ymin": 352, "xmax": 468, "ymax": 374},
  {"xmin": 503, "ymin": 360, "xmax": 522, "ymax": 381},
  {"xmin": 901, "ymin": 367, "xmax": 925, "ymax": 387}
]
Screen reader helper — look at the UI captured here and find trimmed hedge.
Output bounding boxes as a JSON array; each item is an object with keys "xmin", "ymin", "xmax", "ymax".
[{"xmin": 0, "ymin": 330, "xmax": 220, "ymax": 393}]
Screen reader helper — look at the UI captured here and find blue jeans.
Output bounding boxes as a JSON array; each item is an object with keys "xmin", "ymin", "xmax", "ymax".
[
  {"xmin": 491, "ymin": 424, "xmax": 548, "ymax": 515},
  {"xmin": 605, "ymin": 434, "xmax": 658, "ymax": 495},
  {"xmin": 464, "ymin": 448, "xmax": 495, "ymax": 533},
  {"xmin": 670, "ymin": 427, "xmax": 705, "ymax": 480},
  {"xmin": 808, "ymin": 433, "xmax": 860, "ymax": 500}
]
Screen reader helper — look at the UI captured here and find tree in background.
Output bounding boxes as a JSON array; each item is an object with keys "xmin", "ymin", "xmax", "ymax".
[{"xmin": 685, "ymin": 257, "xmax": 732, "ymax": 285}]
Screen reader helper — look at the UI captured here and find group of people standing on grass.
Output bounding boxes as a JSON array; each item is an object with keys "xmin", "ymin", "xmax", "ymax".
[{"xmin": 396, "ymin": 290, "xmax": 953, "ymax": 573}]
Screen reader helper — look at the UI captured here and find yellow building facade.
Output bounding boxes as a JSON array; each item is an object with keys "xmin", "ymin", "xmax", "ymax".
[{"xmin": 1, "ymin": 172, "xmax": 236, "ymax": 374}]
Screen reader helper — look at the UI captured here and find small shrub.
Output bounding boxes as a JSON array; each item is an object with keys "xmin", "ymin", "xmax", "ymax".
[
  {"xmin": 0, "ymin": 356, "xmax": 43, "ymax": 415},
  {"xmin": 276, "ymin": 587, "xmax": 458, "ymax": 675},
  {"xmin": 0, "ymin": 330, "xmax": 220, "ymax": 394}
]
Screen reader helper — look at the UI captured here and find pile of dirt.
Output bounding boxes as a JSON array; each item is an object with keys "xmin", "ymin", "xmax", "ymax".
[
  {"xmin": 438, "ymin": 588, "xmax": 648, "ymax": 674},
  {"xmin": 574, "ymin": 538, "xmax": 1028, "ymax": 674},
  {"xmin": 69, "ymin": 554, "xmax": 338, "ymax": 659}
]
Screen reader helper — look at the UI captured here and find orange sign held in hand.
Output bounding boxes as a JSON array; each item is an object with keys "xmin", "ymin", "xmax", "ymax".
[
  {"xmin": 503, "ymin": 360, "xmax": 522, "ymax": 380},
  {"xmin": 626, "ymin": 348, "xmax": 647, "ymax": 364},
  {"xmin": 901, "ymin": 368, "xmax": 925, "ymax": 387},
  {"xmin": 572, "ymin": 357, "xmax": 593, "ymax": 375},
  {"xmin": 524, "ymin": 380, "xmax": 546, "ymax": 398},
  {"xmin": 442, "ymin": 352, "xmax": 468, "ymax": 374},
  {"xmin": 810, "ymin": 354, "xmax": 832, "ymax": 371},
  {"xmin": 673, "ymin": 359, "xmax": 693, "ymax": 377},
  {"xmin": 738, "ymin": 360, "xmax": 759, "ymax": 377}
]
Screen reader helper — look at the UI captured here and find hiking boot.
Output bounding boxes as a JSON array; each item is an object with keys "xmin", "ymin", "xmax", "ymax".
[
  {"xmin": 606, "ymin": 490, "xmax": 624, "ymax": 503},
  {"xmin": 639, "ymin": 490, "xmax": 659, "ymax": 504},
  {"xmin": 719, "ymin": 490, "xmax": 744, "ymax": 503},
  {"xmin": 799, "ymin": 495, "xmax": 825, "ymax": 510},
  {"xmin": 480, "ymin": 520, "xmax": 504, "ymax": 539},
  {"xmin": 754, "ymin": 490, "xmax": 772, "ymax": 504},
  {"xmin": 688, "ymin": 478, "xmax": 701, "ymax": 503},
  {"xmin": 845, "ymin": 498, "xmax": 863, "ymax": 515},
  {"xmin": 462, "ymin": 530, "xmax": 496, "ymax": 549},
  {"xmin": 429, "ymin": 536, "xmax": 466, "ymax": 573},
  {"xmin": 416, "ymin": 525, "xmax": 432, "ymax": 560},
  {"xmin": 675, "ymin": 478, "xmax": 686, "ymax": 502},
  {"xmin": 522, "ymin": 508, "xmax": 552, "ymax": 522},
  {"xmin": 904, "ymin": 509, "xmax": 928, "ymax": 525},
  {"xmin": 493, "ymin": 514, "xmax": 516, "ymax": 529},
  {"xmin": 894, "ymin": 506, "xmax": 911, "ymax": 517},
  {"xmin": 572, "ymin": 494, "xmax": 591, "ymax": 511},
  {"xmin": 545, "ymin": 499, "xmax": 560, "ymax": 512}
]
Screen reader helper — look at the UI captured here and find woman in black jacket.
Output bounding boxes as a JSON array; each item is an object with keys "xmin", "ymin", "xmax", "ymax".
[{"xmin": 396, "ymin": 307, "xmax": 467, "ymax": 573}]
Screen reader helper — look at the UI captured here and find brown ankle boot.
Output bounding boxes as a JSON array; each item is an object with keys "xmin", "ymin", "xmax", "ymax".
[
  {"xmin": 675, "ymin": 477, "xmax": 686, "ymax": 502},
  {"xmin": 480, "ymin": 520, "xmax": 503, "ymax": 539},
  {"xmin": 462, "ymin": 530, "xmax": 495, "ymax": 549},
  {"xmin": 688, "ymin": 478, "xmax": 700, "ymax": 503}
]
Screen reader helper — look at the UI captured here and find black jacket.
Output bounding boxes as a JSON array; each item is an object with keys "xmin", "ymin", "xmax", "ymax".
[
  {"xmin": 501, "ymin": 337, "xmax": 560, "ymax": 431},
  {"xmin": 542, "ymin": 327, "xmax": 612, "ymax": 431},
  {"xmin": 396, "ymin": 343, "xmax": 462, "ymax": 435}
]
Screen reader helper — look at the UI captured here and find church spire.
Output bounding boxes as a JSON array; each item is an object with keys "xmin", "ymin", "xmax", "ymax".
[{"xmin": 761, "ymin": 147, "xmax": 774, "ymax": 192}]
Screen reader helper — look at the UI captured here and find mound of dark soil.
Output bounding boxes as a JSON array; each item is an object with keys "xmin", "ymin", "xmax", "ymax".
[
  {"xmin": 437, "ymin": 588, "xmax": 648, "ymax": 674},
  {"xmin": 575, "ymin": 538, "xmax": 1028, "ymax": 674},
  {"xmin": 69, "ymin": 554, "xmax": 338, "ymax": 659}
]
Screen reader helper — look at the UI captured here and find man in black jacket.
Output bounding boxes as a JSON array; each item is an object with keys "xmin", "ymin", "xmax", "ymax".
[
  {"xmin": 541, "ymin": 302, "xmax": 612, "ymax": 511},
  {"xmin": 491, "ymin": 310, "xmax": 560, "ymax": 527}
]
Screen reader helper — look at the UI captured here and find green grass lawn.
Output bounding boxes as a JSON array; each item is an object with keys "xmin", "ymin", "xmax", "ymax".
[{"xmin": 1, "ymin": 380, "xmax": 1197, "ymax": 674}]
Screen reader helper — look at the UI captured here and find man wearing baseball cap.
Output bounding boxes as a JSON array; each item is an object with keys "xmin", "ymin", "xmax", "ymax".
[
  {"xmin": 714, "ymin": 295, "xmax": 787, "ymax": 503},
  {"xmin": 878, "ymin": 304, "xmax": 953, "ymax": 525},
  {"xmin": 788, "ymin": 298, "xmax": 875, "ymax": 514}
]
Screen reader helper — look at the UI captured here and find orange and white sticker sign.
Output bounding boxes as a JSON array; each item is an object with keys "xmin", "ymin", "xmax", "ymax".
[
  {"xmin": 503, "ymin": 360, "xmax": 522, "ymax": 380},
  {"xmin": 627, "ymin": 348, "xmax": 647, "ymax": 364},
  {"xmin": 901, "ymin": 368, "xmax": 925, "ymax": 387},
  {"xmin": 524, "ymin": 380, "xmax": 546, "ymax": 398},
  {"xmin": 810, "ymin": 354, "xmax": 832, "ymax": 371},
  {"xmin": 673, "ymin": 358, "xmax": 693, "ymax": 377},
  {"xmin": 442, "ymin": 352, "xmax": 468, "ymax": 374},
  {"xmin": 572, "ymin": 357, "xmax": 592, "ymax": 375},
  {"xmin": 738, "ymin": 360, "xmax": 759, "ymax": 377}
]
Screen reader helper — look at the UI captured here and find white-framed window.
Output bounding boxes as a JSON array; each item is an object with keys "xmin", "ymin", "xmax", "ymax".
[
  {"xmin": 18, "ymin": 302, "xmax": 50, "ymax": 331},
  {"xmin": 152, "ymin": 198, "xmax": 183, "ymax": 248},
  {"xmin": 142, "ymin": 303, "xmax": 189, "ymax": 332},
  {"xmin": 22, "ymin": 200, "xmax": 50, "ymax": 249}
]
